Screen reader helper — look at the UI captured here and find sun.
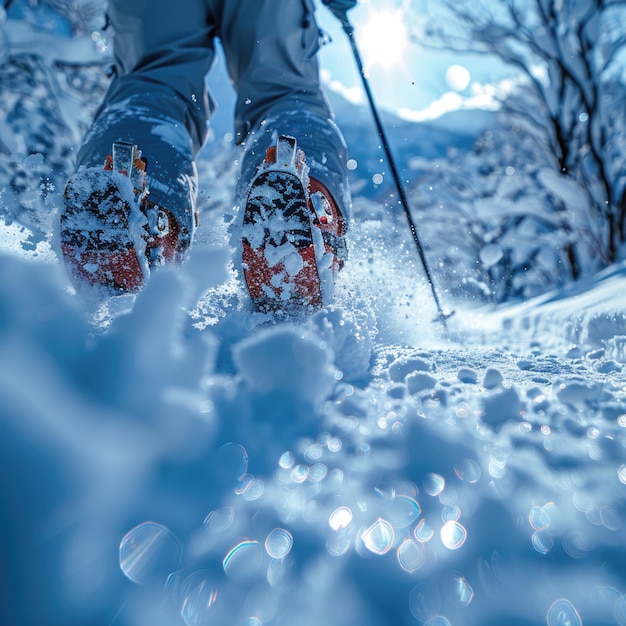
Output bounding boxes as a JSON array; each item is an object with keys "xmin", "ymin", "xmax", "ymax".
[{"xmin": 358, "ymin": 6, "xmax": 410, "ymax": 70}]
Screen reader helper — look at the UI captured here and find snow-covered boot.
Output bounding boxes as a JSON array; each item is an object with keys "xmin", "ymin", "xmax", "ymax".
[
  {"xmin": 241, "ymin": 135, "xmax": 347, "ymax": 314},
  {"xmin": 61, "ymin": 142, "xmax": 185, "ymax": 295}
]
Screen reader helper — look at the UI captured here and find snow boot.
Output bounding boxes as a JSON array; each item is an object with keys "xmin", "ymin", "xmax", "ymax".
[
  {"xmin": 241, "ymin": 135, "xmax": 347, "ymax": 314},
  {"xmin": 61, "ymin": 141, "xmax": 184, "ymax": 295}
]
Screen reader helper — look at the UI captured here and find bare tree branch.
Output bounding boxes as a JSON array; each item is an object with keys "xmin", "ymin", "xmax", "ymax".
[{"xmin": 412, "ymin": 0, "xmax": 626, "ymax": 262}]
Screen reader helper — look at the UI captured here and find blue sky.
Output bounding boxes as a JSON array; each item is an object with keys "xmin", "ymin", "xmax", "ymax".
[{"xmin": 315, "ymin": 0, "xmax": 515, "ymax": 121}]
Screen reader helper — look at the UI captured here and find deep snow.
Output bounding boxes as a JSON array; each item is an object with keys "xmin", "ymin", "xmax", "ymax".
[
  {"xmin": 2, "ymin": 172, "xmax": 626, "ymax": 625},
  {"xmin": 2, "ymin": 4, "xmax": 626, "ymax": 626}
]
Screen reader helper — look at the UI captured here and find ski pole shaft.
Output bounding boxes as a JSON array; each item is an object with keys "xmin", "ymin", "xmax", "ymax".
[{"xmin": 340, "ymin": 17, "xmax": 450, "ymax": 330}]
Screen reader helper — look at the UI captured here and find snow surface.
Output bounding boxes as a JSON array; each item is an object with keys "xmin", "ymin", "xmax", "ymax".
[
  {"xmin": 2, "ymin": 171, "xmax": 626, "ymax": 625},
  {"xmin": 2, "ymin": 6, "xmax": 626, "ymax": 626}
]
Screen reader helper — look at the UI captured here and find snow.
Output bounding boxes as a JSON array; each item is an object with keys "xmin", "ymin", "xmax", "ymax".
[
  {"xmin": 3, "ymin": 170, "xmax": 626, "ymax": 625},
  {"xmin": 2, "ymin": 7, "xmax": 626, "ymax": 626}
]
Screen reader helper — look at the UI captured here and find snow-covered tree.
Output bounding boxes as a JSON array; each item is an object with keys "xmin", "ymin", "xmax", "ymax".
[
  {"xmin": 411, "ymin": 126, "xmax": 581, "ymax": 304},
  {"xmin": 415, "ymin": 0, "xmax": 626, "ymax": 267}
]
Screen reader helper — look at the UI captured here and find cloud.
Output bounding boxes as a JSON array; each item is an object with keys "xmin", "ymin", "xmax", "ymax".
[
  {"xmin": 397, "ymin": 78, "xmax": 518, "ymax": 122},
  {"xmin": 320, "ymin": 69, "xmax": 366, "ymax": 106}
]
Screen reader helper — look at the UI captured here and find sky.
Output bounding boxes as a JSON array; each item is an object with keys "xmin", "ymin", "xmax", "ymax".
[{"xmin": 315, "ymin": 0, "xmax": 516, "ymax": 121}]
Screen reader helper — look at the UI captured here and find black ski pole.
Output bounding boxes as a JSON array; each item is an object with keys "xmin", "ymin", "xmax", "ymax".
[{"xmin": 333, "ymin": 10, "xmax": 452, "ymax": 329}]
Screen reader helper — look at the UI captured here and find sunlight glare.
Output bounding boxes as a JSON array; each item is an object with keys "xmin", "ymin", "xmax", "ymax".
[{"xmin": 359, "ymin": 7, "xmax": 410, "ymax": 70}]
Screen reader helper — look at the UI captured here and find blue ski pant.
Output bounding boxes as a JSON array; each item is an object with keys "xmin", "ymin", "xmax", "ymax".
[{"xmin": 76, "ymin": 0, "xmax": 351, "ymax": 244}]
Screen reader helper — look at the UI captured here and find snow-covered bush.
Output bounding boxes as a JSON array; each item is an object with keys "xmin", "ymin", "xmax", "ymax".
[{"xmin": 411, "ymin": 118, "xmax": 589, "ymax": 304}]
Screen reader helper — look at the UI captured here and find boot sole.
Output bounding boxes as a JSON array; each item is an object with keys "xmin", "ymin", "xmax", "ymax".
[
  {"xmin": 61, "ymin": 169, "xmax": 145, "ymax": 295},
  {"xmin": 242, "ymin": 170, "xmax": 322, "ymax": 313}
]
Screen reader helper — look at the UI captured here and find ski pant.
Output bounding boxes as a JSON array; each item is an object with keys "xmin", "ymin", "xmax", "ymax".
[{"xmin": 76, "ymin": 0, "xmax": 351, "ymax": 249}]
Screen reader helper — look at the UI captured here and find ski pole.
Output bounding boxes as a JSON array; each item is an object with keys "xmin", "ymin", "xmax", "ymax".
[{"xmin": 333, "ymin": 10, "xmax": 452, "ymax": 329}]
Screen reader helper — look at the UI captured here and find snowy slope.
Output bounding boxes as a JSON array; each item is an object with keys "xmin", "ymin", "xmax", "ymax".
[{"xmin": 2, "ymin": 6, "xmax": 626, "ymax": 626}]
